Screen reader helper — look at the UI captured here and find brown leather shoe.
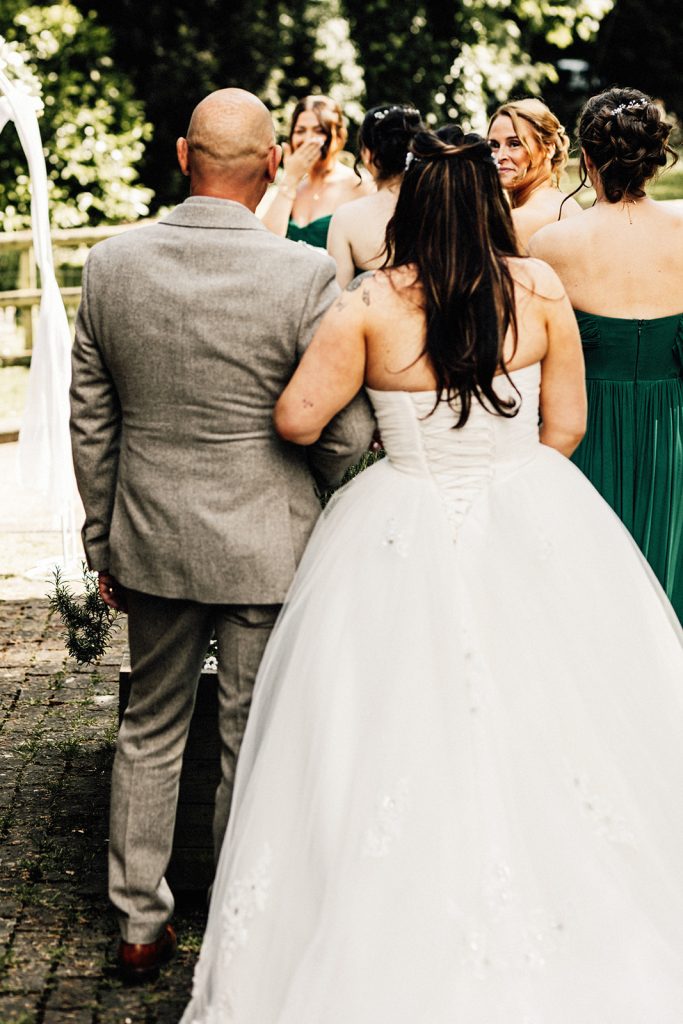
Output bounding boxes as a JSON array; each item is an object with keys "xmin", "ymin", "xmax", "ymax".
[{"xmin": 117, "ymin": 923, "xmax": 177, "ymax": 983}]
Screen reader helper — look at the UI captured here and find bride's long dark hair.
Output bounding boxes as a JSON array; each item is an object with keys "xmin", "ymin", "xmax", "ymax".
[{"xmin": 385, "ymin": 125, "xmax": 521, "ymax": 427}]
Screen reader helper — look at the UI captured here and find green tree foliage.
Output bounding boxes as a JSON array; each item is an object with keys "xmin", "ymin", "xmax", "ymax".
[
  {"xmin": 71, "ymin": 0, "xmax": 612, "ymax": 208},
  {"xmin": 68, "ymin": 0, "xmax": 365, "ymax": 207},
  {"xmin": 529, "ymin": 0, "xmax": 682, "ymax": 142},
  {"xmin": 594, "ymin": 0, "xmax": 682, "ymax": 123},
  {"xmin": 342, "ymin": 1, "xmax": 458, "ymax": 120},
  {"xmin": 0, "ymin": 1, "xmax": 152, "ymax": 229},
  {"xmin": 343, "ymin": 0, "xmax": 614, "ymax": 128},
  {"xmin": 1, "ymin": 0, "xmax": 617, "ymax": 221}
]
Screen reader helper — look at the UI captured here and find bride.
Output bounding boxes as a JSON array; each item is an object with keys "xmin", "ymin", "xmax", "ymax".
[{"xmin": 181, "ymin": 127, "xmax": 683, "ymax": 1024}]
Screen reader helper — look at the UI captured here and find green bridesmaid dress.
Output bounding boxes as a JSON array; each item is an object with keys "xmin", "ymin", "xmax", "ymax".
[
  {"xmin": 286, "ymin": 214, "xmax": 332, "ymax": 250},
  {"xmin": 571, "ymin": 310, "xmax": 683, "ymax": 621}
]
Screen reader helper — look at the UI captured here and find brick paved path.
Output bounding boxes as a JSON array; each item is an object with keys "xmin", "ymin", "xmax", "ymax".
[{"xmin": 0, "ymin": 599, "xmax": 207, "ymax": 1024}]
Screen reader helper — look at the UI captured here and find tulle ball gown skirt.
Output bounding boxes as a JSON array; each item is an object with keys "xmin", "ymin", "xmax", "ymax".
[{"xmin": 182, "ymin": 377, "xmax": 683, "ymax": 1024}]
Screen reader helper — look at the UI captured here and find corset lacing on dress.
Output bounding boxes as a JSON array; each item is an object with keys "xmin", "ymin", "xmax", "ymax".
[
  {"xmin": 367, "ymin": 363, "xmax": 541, "ymax": 541},
  {"xmin": 408, "ymin": 392, "xmax": 495, "ymax": 537}
]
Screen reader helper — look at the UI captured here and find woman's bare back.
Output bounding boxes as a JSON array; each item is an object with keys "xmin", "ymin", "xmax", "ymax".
[
  {"xmin": 327, "ymin": 188, "xmax": 399, "ymax": 286},
  {"xmin": 529, "ymin": 198, "xmax": 683, "ymax": 318},
  {"xmin": 362, "ymin": 259, "xmax": 562, "ymax": 392}
]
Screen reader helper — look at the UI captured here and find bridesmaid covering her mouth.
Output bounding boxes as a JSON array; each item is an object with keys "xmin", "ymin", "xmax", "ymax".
[
  {"xmin": 260, "ymin": 94, "xmax": 373, "ymax": 249},
  {"xmin": 487, "ymin": 97, "xmax": 583, "ymax": 251}
]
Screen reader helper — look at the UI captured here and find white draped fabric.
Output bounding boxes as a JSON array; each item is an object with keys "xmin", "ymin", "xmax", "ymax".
[
  {"xmin": 0, "ymin": 68, "xmax": 78, "ymax": 562},
  {"xmin": 182, "ymin": 365, "xmax": 683, "ymax": 1024}
]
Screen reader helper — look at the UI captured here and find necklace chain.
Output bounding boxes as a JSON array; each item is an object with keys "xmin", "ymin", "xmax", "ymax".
[{"xmin": 595, "ymin": 196, "xmax": 637, "ymax": 224}]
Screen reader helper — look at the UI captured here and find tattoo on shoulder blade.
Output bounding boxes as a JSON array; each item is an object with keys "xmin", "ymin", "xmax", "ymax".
[
  {"xmin": 334, "ymin": 296, "xmax": 347, "ymax": 312},
  {"xmin": 361, "ymin": 286, "xmax": 370, "ymax": 306},
  {"xmin": 345, "ymin": 270, "xmax": 375, "ymax": 292}
]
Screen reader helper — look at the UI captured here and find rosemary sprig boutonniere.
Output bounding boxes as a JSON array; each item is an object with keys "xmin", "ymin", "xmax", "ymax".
[{"xmin": 49, "ymin": 565, "xmax": 121, "ymax": 666}]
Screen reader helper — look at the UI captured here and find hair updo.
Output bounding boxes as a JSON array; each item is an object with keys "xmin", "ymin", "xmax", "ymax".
[
  {"xmin": 577, "ymin": 87, "xmax": 677, "ymax": 203},
  {"xmin": 488, "ymin": 98, "xmax": 571, "ymax": 185},
  {"xmin": 356, "ymin": 104, "xmax": 423, "ymax": 180}
]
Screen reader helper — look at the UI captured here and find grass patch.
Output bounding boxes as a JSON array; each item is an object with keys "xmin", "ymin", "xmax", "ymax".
[
  {"xmin": 562, "ymin": 154, "xmax": 683, "ymax": 207},
  {"xmin": 644, "ymin": 161, "xmax": 683, "ymax": 201}
]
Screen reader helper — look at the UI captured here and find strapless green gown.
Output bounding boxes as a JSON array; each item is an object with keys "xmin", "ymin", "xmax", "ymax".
[
  {"xmin": 571, "ymin": 310, "xmax": 683, "ymax": 621},
  {"xmin": 286, "ymin": 215, "xmax": 332, "ymax": 249}
]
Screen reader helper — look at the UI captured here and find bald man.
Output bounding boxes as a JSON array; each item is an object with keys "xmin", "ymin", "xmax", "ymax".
[{"xmin": 70, "ymin": 89, "xmax": 374, "ymax": 981}]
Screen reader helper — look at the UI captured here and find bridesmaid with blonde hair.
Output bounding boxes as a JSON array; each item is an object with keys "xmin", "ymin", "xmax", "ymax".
[{"xmin": 487, "ymin": 97, "xmax": 582, "ymax": 250}]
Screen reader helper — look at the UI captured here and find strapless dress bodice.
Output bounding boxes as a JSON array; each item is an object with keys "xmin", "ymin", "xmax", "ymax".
[
  {"xmin": 366, "ymin": 362, "xmax": 541, "ymax": 536},
  {"xmin": 575, "ymin": 310, "xmax": 683, "ymax": 381},
  {"xmin": 286, "ymin": 215, "xmax": 332, "ymax": 249}
]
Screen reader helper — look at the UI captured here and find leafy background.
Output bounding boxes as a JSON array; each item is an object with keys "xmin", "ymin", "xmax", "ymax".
[{"xmin": 0, "ymin": 0, "xmax": 680, "ymax": 226}]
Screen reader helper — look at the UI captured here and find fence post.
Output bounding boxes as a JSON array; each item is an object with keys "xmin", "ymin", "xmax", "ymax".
[{"xmin": 17, "ymin": 244, "xmax": 35, "ymax": 351}]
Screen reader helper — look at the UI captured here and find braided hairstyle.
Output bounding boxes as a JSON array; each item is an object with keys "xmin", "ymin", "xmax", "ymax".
[
  {"xmin": 488, "ymin": 98, "xmax": 571, "ymax": 192},
  {"xmin": 385, "ymin": 126, "xmax": 521, "ymax": 428},
  {"xmin": 577, "ymin": 87, "xmax": 677, "ymax": 203},
  {"xmin": 355, "ymin": 104, "xmax": 424, "ymax": 181}
]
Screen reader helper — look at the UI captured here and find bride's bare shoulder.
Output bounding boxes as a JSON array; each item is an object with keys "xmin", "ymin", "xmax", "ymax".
[
  {"xmin": 378, "ymin": 264, "xmax": 422, "ymax": 298},
  {"xmin": 341, "ymin": 267, "xmax": 396, "ymax": 299},
  {"xmin": 348, "ymin": 266, "xmax": 423, "ymax": 318}
]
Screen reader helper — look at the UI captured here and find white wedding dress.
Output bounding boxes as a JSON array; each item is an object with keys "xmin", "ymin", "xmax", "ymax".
[{"xmin": 181, "ymin": 363, "xmax": 683, "ymax": 1024}]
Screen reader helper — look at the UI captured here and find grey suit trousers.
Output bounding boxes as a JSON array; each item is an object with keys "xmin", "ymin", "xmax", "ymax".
[{"xmin": 109, "ymin": 590, "xmax": 280, "ymax": 943}]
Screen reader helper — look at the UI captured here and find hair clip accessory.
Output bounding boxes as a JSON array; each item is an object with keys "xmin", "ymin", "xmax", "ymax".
[
  {"xmin": 610, "ymin": 98, "xmax": 648, "ymax": 116},
  {"xmin": 373, "ymin": 105, "xmax": 419, "ymax": 121},
  {"xmin": 404, "ymin": 152, "xmax": 414, "ymax": 170}
]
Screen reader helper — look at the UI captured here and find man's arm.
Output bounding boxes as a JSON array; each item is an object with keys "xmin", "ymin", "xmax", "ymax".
[
  {"xmin": 295, "ymin": 258, "xmax": 375, "ymax": 489},
  {"xmin": 69, "ymin": 254, "xmax": 122, "ymax": 576}
]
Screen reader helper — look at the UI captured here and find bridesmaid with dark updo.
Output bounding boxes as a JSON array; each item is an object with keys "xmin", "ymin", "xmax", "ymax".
[
  {"xmin": 530, "ymin": 87, "xmax": 683, "ymax": 621},
  {"xmin": 327, "ymin": 103, "xmax": 423, "ymax": 286}
]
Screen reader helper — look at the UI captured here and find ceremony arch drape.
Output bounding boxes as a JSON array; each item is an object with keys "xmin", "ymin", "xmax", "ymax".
[{"xmin": 0, "ymin": 67, "xmax": 79, "ymax": 570}]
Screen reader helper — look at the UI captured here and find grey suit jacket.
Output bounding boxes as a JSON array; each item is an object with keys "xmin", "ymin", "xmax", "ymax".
[{"xmin": 70, "ymin": 196, "xmax": 375, "ymax": 603}]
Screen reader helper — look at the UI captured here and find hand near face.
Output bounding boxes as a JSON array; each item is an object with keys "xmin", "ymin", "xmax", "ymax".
[{"xmin": 282, "ymin": 139, "xmax": 324, "ymax": 183}]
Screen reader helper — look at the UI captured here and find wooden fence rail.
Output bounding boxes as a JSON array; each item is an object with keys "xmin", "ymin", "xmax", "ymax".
[
  {"xmin": 0, "ymin": 221, "xmax": 142, "ymax": 352},
  {"xmin": 0, "ymin": 287, "xmax": 82, "ymax": 309}
]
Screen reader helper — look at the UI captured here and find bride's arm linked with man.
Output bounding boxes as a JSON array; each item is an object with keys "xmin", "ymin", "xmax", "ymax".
[{"xmin": 68, "ymin": 82, "xmax": 683, "ymax": 1019}]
